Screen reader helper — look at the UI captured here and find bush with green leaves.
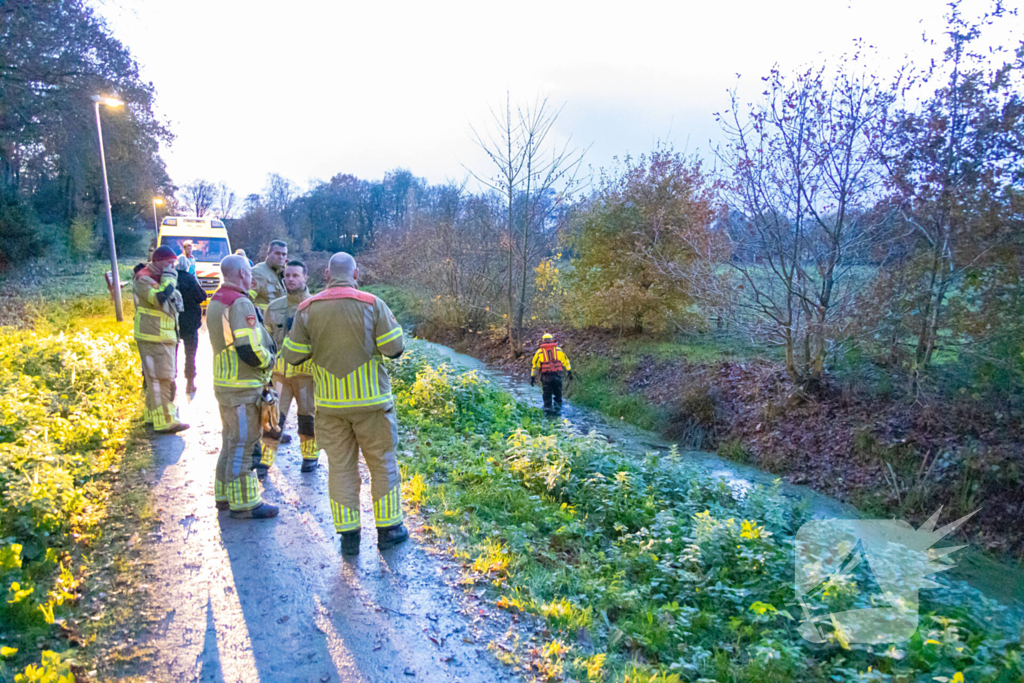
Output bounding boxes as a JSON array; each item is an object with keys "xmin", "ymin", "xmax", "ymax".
[{"xmin": 393, "ymin": 343, "xmax": 1023, "ymax": 682}]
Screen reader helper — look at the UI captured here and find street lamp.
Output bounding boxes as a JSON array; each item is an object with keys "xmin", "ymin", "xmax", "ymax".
[
  {"xmin": 92, "ymin": 94, "xmax": 125, "ymax": 322},
  {"xmin": 152, "ymin": 197, "xmax": 164, "ymax": 233}
]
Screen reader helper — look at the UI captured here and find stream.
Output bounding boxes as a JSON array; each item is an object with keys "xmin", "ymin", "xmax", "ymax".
[{"xmin": 420, "ymin": 340, "xmax": 1024, "ymax": 623}]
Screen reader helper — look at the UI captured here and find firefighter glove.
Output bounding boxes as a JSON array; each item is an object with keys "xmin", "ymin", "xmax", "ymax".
[
  {"xmin": 567, "ymin": 370, "xmax": 575, "ymax": 381},
  {"xmin": 529, "ymin": 375, "xmax": 535, "ymax": 386},
  {"xmin": 260, "ymin": 386, "xmax": 280, "ymax": 433}
]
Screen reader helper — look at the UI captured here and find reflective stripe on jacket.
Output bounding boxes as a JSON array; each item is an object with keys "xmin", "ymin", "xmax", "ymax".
[
  {"xmin": 133, "ymin": 265, "xmax": 178, "ymax": 344},
  {"xmin": 531, "ymin": 343, "xmax": 570, "ymax": 377},
  {"xmin": 265, "ymin": 289, "xmax": 315, "ymax": 378},
  {"xmin": 207, "ymin": 284, "xmax": 275, "ymax": 399},
  {"xmin": 282, "ymin": 279, "xmax": 404, "ymax": 414}
]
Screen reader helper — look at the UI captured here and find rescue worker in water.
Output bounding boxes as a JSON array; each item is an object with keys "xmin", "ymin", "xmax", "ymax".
[{"xmin": 530, "ymin": 333, "xmax": 573, "ymax": 415}]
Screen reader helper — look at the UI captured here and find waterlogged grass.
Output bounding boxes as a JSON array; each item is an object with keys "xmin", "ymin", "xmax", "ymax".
[
  {"xmin": 391, "ymin": 343, "xmax": 1023, "ymax": 682},
  {"xmin": 0, "ymin": 296, "xmax": 141, "ymax": 680}
]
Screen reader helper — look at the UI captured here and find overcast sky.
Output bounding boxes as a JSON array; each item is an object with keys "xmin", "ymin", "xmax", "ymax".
[{"xmin": 98, "ymin": 0, "xmax": 1020, "ymax": 200}]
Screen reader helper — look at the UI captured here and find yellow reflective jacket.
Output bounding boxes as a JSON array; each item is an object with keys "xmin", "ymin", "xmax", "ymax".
[
  {"xmin": 207, "ymin": 283, "xmax": 275, "ymax": 405},
  {"xmin": 282, "ymin": 277, "xmax": 403, "ymax": 414},
  {"xmin": 265, "ymin": 288, "xmax": 314, "ymax": 379},
  {"xmin": 248, "ymin": 261, "xmax": 285, "ymax": 313},
  {"xmin": 132, "ymin": 264, "xmax": 179, "ymax": 344}
]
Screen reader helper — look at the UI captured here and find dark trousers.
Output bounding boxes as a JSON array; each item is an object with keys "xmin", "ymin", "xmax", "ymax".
[
  {"xmin": 541, "ymin": 373, "xmax": 563, "ymax": 413},
  {"xmin": 180, "ymin": 329, "xmax": 199, "ymax": 381}
]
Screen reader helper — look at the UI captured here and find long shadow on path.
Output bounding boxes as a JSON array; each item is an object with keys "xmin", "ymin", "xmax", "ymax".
[{"xmin": 136, "ymin": 331, "xmax": 521, "ymax": 683}]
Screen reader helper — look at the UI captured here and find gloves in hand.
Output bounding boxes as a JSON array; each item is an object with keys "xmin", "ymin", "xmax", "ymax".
[
  {"xmin": 529, "ymin": 376, "xmax": 535, "ymax": 386},
  {"xmin": 567, "ymin": 370, "xmax": 574, "ymax": 381},
  {"xmin": 171, "ymin": 289, "xmax": 184, "ymax": 313},
  {"xmin": 260, "ymin": 386, "xmax": 280, "ymax": 433}
]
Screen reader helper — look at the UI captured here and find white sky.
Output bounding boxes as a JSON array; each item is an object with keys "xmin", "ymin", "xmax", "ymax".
[{"xmin": 98, "ymin": 0, "xmax": 1021, "ymax": 199}]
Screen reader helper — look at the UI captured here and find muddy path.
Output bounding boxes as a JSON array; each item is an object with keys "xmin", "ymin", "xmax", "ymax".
[{"xmin": 131, "ymin": 333, "xmax": 526, "ymax": 683}]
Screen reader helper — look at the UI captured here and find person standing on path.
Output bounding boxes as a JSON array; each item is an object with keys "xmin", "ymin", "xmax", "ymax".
[
  {"xmin": 208, "ymin": 255, "xmax": 279, "ymax": 519},
  {"xmin": 530, "ymin": 333, "xmax": 573, "ymax": 415},
  {"xmin": 262, "ymin": 260, "xmax": 318, "ymax": 472},
  {"xmin": 175, "ymin": 264, "xmax": 207, "ymax": 399},
  {"xmin": 282, "ymin": 252, "xmax": 406, "ymax": 555},
  {"xmin": 175, "ymin": 240, "xmax": 196, "ymax": 275},
  {"xmin": 133, "ymin": 246, "xmax": 189, "ymax": 434},
  {"xmin": 249, "ymin": 240, "xmax": 287, "ymax": 314}
]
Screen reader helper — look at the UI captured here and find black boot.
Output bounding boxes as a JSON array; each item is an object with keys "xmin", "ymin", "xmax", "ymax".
[
  {"xmin": 340, "ymin": 531, "xmax": 360, "ymax": 556},
  {"xmin": 215, "ymin": 500, "xmax": 228, "ymax": 511},
  {"xmin": 280, "ymin": 433, "xmax": 292, "ymax": 444},
  {"xmin": 230, "ymin": 503, "xmax": 279, "ymax": 519},
  {"xmin": 300, "ymin": 458, "xmax": 319, "ymax": 473},
  {"xmin": 377, "ymin": 523, "xmax": 409, "ymax": 550}
]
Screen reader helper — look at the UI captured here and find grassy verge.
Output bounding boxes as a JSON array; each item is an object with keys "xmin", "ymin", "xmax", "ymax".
[
  {"xmin": 0, "ymin": 295, "xmax": 147, "ymax": 682},
  {"xmin": 392, "ymin": 343, "xmax": 1022, "ymax": 682}
]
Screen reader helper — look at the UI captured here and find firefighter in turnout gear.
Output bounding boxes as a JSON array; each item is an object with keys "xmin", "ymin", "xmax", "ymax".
[
  {"xmin": 134, "ymin": 245, "xmax": 189, "ymax": 434},
  {"xmin": 208, "ymin": 254, "xmax": 279, "ymax": 519},
  {"xmin": 283, "ymin": 252, "xmax": 406, "ymax": 556},
  {"xmin": 262, "ymin": 260, "xmax": 318, "ymax": 472},
  {"xmin": 531, "ymin": 333, "xmax": 573, "ymax": 415},
  {"xmin": 248, "ymin": 240, "xmax": 288, "ymax": 314}
]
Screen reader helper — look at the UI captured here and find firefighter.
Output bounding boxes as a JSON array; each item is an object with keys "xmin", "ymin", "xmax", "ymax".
[
  {"xmin": 249, "ymin": 240, "xmax": 288, "ymax": 314},
  {"xmin": 208, "ymin": 254, "xmax": 279, "ymax": 519},
  {"xmin": 283, "ymin": 252, "xmax": 406, "ymax": 556},
  {"xmin": 133, "ymin": 245, "xmax": 189, "ymax": 434},
  {"xmin": 262, "ymin": 260, "xmax": 318, "ymax": 472},
  {"xmin": 530, "ymin": 333, "xmax": 573, "ymax": 415}
]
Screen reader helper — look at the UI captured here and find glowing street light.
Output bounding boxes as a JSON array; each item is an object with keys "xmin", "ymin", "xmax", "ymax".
[
  {"xmin": 152, "ymin": 197, "xmax": 164, "ymax": 233},
  {"xmin": 92, "ymin": 94, "xmax": 126, "ymax": 321}
]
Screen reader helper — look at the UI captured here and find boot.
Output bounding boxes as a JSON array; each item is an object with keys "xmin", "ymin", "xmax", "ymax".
[
  {"xmin": 280, "ymin": 433, "xmax": 292, "ymax": 444},
  {"xmin": 254, "ymin": 465, "xmax": 268, "ymax": 482},
  {"xmin": 377, "ymin": 523, "xmax": 409, "ymax": 550},
  {"xmin": 340, "ymin": 531, "xmax": 360, "ymax": 556},
  {"xmin": 230, "ymin": 503, "xmax": 279, "ymax": 519},
  {"xmin": 215, "ymin": 500, "xmax": 228, "ymax": 511},
  {"xmin": 155, "ymin": 422, "xmax": 190, "ymax": 434},
  {"xmin": 300, "ymin": 457, "xmax": 319, "ymax": 473}
]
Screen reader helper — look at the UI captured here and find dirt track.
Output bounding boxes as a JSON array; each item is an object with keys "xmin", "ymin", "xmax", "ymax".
[{"xmin": 133, "ymin": 332, "xmax": 522, "ymax": 682}]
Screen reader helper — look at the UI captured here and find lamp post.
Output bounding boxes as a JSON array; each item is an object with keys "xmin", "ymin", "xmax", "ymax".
[
  {"xmin": 92, "ymin": 94, "xmax": 125, "ymax": 322},
  {"xmin": 152, "ymin": 197, "xmax": 164, "ymax": 234}
]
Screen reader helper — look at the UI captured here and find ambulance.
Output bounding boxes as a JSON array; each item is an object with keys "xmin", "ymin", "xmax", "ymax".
[{"xmin": 156, "ymin": 216, "xmax": 232, "ymax": 301}]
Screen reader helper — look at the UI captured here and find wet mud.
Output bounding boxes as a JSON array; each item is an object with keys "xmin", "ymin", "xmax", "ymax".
[{"xmin": 133, "ymin": 333, "xmax": 526, "ymax": 682}]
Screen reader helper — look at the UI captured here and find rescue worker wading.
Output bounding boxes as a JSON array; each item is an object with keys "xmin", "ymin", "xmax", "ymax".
[
  {"xmin": 208, "ymin": 254, "xmax": 279, "ymax": 519},
  {"xmin": 134, "ymin": 245, "xmax": 189, "ymax": 434},
  {"xmin": 262, "ymin": 260, "xmax": 318, "ymax": 472},
  {"xmin": 530, "ymin": 333, "xmax": 573, "ymax": 415},
  {"xmin": 282, "ymin": 252, "xmax": 406, "ymax": 556},
  {"xmin": 249, "ymin": 239, "xmax": 288, "ymax": 314}
]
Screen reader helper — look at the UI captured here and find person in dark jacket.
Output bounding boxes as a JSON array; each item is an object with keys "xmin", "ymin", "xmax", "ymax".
[{"xmin": 176, "ymin": 266, "xmax": 208, "ymax": 398}]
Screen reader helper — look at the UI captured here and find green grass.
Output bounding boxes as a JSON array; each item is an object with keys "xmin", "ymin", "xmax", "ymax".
[{"xmin": 390, "ymin": 344, "xmax": 1022, "ymax": 682}]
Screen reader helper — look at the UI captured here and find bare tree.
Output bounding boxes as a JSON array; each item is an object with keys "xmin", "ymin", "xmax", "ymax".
[
  {"xmin": 469, "ymin": 94, "xmax": 586, "ymax": 356},
  {"xmin": 716, "ymin": 61, "xmax": 898, "ymax": 388},
  {"xmin": 179, "ymin": 179, "xmax": 218, "ymax": 217},
  {"xmin": 215, "ymin": 181, "xmax": 237, "ymax": 219}
]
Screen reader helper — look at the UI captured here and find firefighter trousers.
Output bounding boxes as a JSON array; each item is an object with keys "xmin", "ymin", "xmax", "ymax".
[
  {"xmin": 262, "ymin": 374, "xmax": 317, "ymax": 467},
  {"xmin": 541, "ymin": 373, "xmax": 563, "ymax": 413},
  {"xmin": 317, "ymin": 407, "xmax": 402, "ymax": 533},
  {"xmin": 215, "ymin": 400, "xmax": 263, "ymax": 511},
  {"xmin": 137, "ymin": 341, "xmax": 181, "ymax": 431}
]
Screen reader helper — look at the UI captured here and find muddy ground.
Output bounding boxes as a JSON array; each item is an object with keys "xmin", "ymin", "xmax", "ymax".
[{"xmin": 112, "ymin": 335, "xmax": 530, "ymax": 683}]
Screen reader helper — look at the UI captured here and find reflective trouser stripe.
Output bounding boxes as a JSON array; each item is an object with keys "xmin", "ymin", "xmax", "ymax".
[
  {"xmin": 331, "ymin": 499, "xmax": 360, "ymax": 533},
  {"xmin": 216, "ymin": 401, "xmax": 262, "ymax": 512},
  {"xmin": 373, "ymin": 485, "xmax": 403, "ymax": 527},
  {"xmin": 300, "ymin": 435, "xmax": 318, "ymax": 460},
  {"xmin": 261, "ymin": 442, "xmax": 277, "ymax": 468},
  {"xmin": 215, "ymin": 480, "xmax": 227, "ymax": 503}
]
